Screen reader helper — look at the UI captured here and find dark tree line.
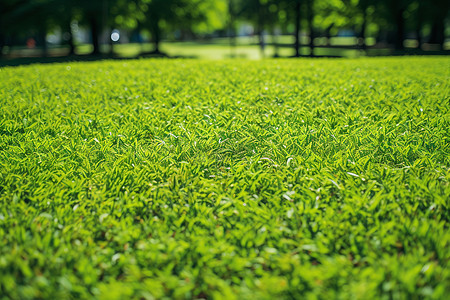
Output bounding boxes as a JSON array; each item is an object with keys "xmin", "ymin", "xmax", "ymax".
[
  {"xmin": 0, "ymin": 0, "xmax": 448, "ymax": 58},
  {"xmin": 231, "ymin": 0, "xmax": 449, "ymax": 56}
]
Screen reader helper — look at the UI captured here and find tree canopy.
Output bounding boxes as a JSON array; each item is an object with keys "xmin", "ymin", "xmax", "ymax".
[{"xmin": 0, "ymin": 0, "xmax": 448, "ymax": 57}]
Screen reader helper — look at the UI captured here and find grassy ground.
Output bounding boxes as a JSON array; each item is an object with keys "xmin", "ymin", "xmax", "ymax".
[{"xmin": 0, "ymin": 57, "xmax": 449, "ymax": 299}]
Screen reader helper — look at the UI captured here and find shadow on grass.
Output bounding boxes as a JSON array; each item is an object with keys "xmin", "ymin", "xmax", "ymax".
[
  {"xmin": 0, "ymin": 54, "xmax": 122, "ymax": 67},
  {"xmin": 0, "ymin": 52, "xmax": 199, "ymax": 67},
  {"xmin": 1, "ymin": 48, "xmax": 448, "ymax": 67}
]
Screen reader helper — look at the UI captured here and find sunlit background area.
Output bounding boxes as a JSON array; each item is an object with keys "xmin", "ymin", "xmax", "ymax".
[{"xmin": 1, "ymin": 0, "xmax": 449, "ymax": 63}]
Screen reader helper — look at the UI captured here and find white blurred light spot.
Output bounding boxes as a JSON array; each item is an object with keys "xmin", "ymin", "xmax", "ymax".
[{"xmin": 111, "ymin": 30, "xmax": 120, "ymax": 42}]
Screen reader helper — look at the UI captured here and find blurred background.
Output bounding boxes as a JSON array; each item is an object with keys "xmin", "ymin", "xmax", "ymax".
[{"xmin": 0, "ymin": 0, "xmax": 449, "ymax": 64}]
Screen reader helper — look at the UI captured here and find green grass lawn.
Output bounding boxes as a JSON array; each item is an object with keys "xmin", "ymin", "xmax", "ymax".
[{"xmin": 0, "ymin": 57, "xmax": 449, "ymax": 299}]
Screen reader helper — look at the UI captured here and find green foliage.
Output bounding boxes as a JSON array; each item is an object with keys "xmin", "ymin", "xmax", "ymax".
[{"xmin": 0, "ymin": 57, "xmax": 449, "ymax": 299}]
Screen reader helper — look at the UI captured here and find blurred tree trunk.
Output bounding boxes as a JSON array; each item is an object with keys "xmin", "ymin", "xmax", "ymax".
[
  {"xmin": 89, "ymin": 15, "xmax": 101, "ymax": 55},
  {"xmin": 38, "ymin": 29, "xmax": 48, "ymax": 57},
  {"xmin": 0, "ymin": 32, "xmax": 4, "ymax": 58},
  {"xmin": 272, "ymin": 29, "xmax": 279, "ymax": 57},
  {"xmin": 359, "ymin": 9, "xmax": 367, "ymax": 50},
  {"xmin": 306, "ymin": 0, "xmax": 314, "ymax": 57},
  {"xmin": 428, "ymin": 0, "xmax": 449, "ymax": 49},
  {"xmin": 68, "ymin": 35, "xmax": 75, "ymax": 55},
  {"xmin": 429, "ymin": 19, "xmax": 445, "ymax": 49},
  {"xmin": 151, "ymin": 19, "xmax": 161, "ymax": 53},
  {"xmin": 413, "ymin": 0, "xmax": 423, "ymax": 48},
  {"xmin": 228, "ymin": 0, "xmax": 236, "ymax": 57},
  {"xmin": 0, "ymin": 13, "xmax": 3, "ymax": 57},
  {"xmin": 257, "ymin": 0, "xmax": 265, "ymax": 57},
  {"xmin": 109, "ymin": 33, "xmax": 114, "ymax": 55},
  {"xmin": 108, "ymin": 24, "xmax": 114, "ymax": 56},
  {"xmin": 66, "ymin": 21, "xmax": 75, "ymax": 55},
  {"xmin": 0, "ymin": 16, "xmax": 4, "ymax": 58},
  {"xmin": 394, "ymin": 8, "xmax": 405, "ymax": 50},
  {"xmin": 134, "ymin": 21, "xmax": 145, "ymax": 52},
  {"xmin": 294, "ymin": 0, "xmax": 301, "ymax": 57},
  {"xmin": 415, "ymin": 17, "xmax": 422, "ymax": 48},
  {"xmin": 325, "ymin": 24, "xmax": 333, "ymax": 46}
]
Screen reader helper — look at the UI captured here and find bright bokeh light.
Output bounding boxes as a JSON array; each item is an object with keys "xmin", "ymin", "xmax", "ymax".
[{"xmin": 111, "ymin": 30, "xmax": 120, "ymax": 42}]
